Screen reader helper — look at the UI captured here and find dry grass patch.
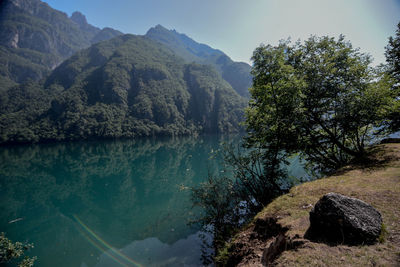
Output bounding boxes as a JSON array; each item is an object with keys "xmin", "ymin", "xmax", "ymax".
[
  {"xmin": 270, "ymin": 144, "xmax": 400, "ymax": 266},
  {"xmin": 227, "ymin": 144, "xmax": 400, "ymax": 266}
]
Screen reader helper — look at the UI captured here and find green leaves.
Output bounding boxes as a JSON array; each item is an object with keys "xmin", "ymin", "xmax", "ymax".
[
  {"xmin": 247, "ymin": 41, "xmax": 303, "ymax": 154},
  {"xmin": 248, "ymin": 35, "xmax": 398, "ymax": 173},
  {"xmin": 384, "ymin": 21, "xmax": 400, "ymax": 132},
  {"xmin": 0, "ymin": 232, "xmax": 36, "ymax": 267},
  {"xmin": 385, "ymin": 22, "xmax": 400, "ymax": 82}
]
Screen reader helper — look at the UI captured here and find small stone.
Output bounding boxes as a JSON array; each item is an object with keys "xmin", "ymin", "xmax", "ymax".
[{"xmin": 301, "ymin": 204, "xmax": 313, "ymax": 209}]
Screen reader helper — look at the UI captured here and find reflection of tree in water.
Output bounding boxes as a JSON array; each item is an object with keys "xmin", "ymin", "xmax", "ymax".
[{"xmin": 0, "ymin": 135, "xmax": 235, "ymax": 267}]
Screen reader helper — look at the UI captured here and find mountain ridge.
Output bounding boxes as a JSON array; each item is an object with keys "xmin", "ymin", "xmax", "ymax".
[
  {"xmin": 0, "ymin": 0, "xmax": 249, "ymax": 144},
  {"xmin": 146, "ymin": 25, "xmax": 252, "ymax": 97},
  {"xmin": 0, "ymin": 0, "xmax": 123, "ymax": 88},
  {"xmin": 0, "ymin": 34, "xmax": 246, "ymax": 144},
  {"xmin": 0, "ymin": 0, "xmax": 251, "ymax": 97}
]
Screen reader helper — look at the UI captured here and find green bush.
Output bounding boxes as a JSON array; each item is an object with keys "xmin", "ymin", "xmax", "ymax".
[{"xmin": 0, "ymin": 232, "xmax": 36, "ymax": 267}]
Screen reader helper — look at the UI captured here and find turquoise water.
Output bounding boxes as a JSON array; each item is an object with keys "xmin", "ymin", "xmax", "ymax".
[
  {"xmin": 0, "ymin": 135, "xmax": 234, "ymax": 267},
  {"xmin": 0, "ymin": 135, "xmax": 307, "ymax": 267}
]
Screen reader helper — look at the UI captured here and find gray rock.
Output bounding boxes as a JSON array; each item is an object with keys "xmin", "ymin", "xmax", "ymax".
[{"xmin": 305, "ymin": 192, "xmax": 382, "ymax": 245}]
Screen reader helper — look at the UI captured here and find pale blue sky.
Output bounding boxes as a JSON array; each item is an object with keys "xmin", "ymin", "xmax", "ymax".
[{"xmin": 41, "ymin": 0, "xmax": 400, "ymax": 65}]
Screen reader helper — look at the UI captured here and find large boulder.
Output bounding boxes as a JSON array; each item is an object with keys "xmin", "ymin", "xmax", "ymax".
[{"xmin": 305, "ymin": 192, "xmax": 382, "ymax": 245}]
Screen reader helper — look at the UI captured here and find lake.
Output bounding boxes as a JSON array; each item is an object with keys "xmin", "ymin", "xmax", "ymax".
[{"xmin": 0, "ymin": 135, "xmax": 306, "ymax": 267}]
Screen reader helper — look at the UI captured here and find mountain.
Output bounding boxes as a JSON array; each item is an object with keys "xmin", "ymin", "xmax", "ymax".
[
  {"xmin": 0, "ymin": 34, "xmax": 246, "ymax": 144},
  {"xmin": 146, "ymin": 25, "xmax": 252, "ymax": 97},
  {"xmin": 0, "ymin": 0, "xmax": 122, "ymax": 89},
  {"xmin": 91, "ymin": 27, "xmax": 124, "ymax": 44},
  {"xmin": 0, "ymin": 0, "xmax": 248, "ymax": 144}
]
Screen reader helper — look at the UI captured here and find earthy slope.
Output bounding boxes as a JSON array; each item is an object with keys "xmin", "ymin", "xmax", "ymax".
[
  {"xmin": 0, "ymin": 34, "xmax": 246, "ymax": 144},
  {"xmin": 0, "ymin": 0, "xmax": 122, "ymax": 88},
  {"xmin": 146, "ymin": 25, "xmax": 252, "ymax": 97},
  {"xmin": 220, "ymin": 143, "xmax": 400, "ymax": 266}
]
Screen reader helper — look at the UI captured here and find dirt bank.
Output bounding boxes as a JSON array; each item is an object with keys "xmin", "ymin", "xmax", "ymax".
[{"xmin": 219, "ymin": 143, "xmax": 400, "ymax": 266}]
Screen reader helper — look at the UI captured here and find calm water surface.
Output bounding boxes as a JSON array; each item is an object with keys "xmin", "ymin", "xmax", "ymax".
[{"xmin": 0, "ymin": 135, "xmax": 306, "ymax": 267}]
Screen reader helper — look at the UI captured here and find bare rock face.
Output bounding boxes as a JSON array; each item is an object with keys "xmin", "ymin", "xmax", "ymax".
[
  {"xmin": 305, "ymin": 192, "xmax": 382, "ymax": 245},
  {"xmin": 9, "ymin": 32, "xmax": 19, "ymax": 48},
  {"xmin": 0, "ymin": 0, "xmax": 121, "ymax": 86},
  {"xmin": 70, "ymin": 11, "xmax": 88, "ymax": 26}
]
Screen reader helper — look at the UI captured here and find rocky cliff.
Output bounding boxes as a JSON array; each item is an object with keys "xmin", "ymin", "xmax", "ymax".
[{"xmin": 0, "ymin": 0, "xmax": 122, "ymax": 88}]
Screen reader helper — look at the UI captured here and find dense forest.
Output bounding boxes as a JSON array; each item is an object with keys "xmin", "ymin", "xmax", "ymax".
[
  {"xmin": 0, "ymin": 34, "xmax": 246, "ymax": 144},
  {"xmin": 0, "ymin": 0, "xmax": 249, "ymax": 145}
]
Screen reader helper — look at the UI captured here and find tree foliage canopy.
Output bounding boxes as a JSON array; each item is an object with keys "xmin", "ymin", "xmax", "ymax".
[
  {"xmin": 247, "ymin": 36, "xmax": 398, "ymax": 173},
  {"xmin": 192, "ymin": 31, "xmax": 400, "ymax": 266},
  {"xmin": 0, "ymin": 232, "xmax": 36, "ymax": 267},
  {"xmin": 385, "ymin": 21, "xmax": 400, "ymax": 132},
  {"xmin": 385, "ymin": 22, "xmax": 400, "ymax": 82}
]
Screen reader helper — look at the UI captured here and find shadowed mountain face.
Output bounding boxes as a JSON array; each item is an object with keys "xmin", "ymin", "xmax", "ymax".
[
  {"xmin": 0, "ymin": 0, "xmax": 122, "ymax": 89},
  {"xmin": 146, "ymin": 25, "xmax": 252, "ymax": 97},
  {"xmin": 0, "ymin": 34, "xmax": 246, "ymax": 144}
]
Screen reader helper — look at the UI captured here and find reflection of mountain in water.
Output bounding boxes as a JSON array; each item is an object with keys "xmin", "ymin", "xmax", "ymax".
[
  {"xmin": 0, "ymin": 135, "xmax": 234, "ymax": 267},
  {"xmin": 94, "ymin": 232, "xmax": 206, "ymax": 267}
]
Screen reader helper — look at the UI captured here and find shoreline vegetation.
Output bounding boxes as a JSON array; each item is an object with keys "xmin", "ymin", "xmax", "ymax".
[
  {"xmin": 191, "ymin": 25, "xmax": 400, "ymax": 265},
  {"xmin": 217, "ymin": 141, "xmax": 400, "ymax": 266}
]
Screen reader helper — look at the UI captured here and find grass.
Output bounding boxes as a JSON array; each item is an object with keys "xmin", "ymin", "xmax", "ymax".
[{"xmin": 227, "ymin": 143, "xmax": 400, "ymax": 266}]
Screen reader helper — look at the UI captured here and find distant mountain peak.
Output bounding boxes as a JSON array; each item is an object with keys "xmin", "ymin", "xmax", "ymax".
[
  {"xmin": 0, "ymin": 0, "xmax": 123, "ymax": 87},
  {"xmin": 70, "ymin": 11, "xmax": 88, "ymax": 26},
  {"xmin": 146, "ymin": 25, "xmax": 223, "ymax": 56},
  {"xmin": 91, "ymin": 27, "xmax": 123, "ymax": 44},
  {"xmin": 154, "ymin": 24, "xmax": 167, "ymax": 30},
  {"xmin": 147, "ymin": 24, "xmax": 171, "ymax": 35},
  {"xmin": 3, "ymin": 0, "xmax": 55, "ymax": 16},
  {"xmin": 146, "ymin": 25, "xmax": 252, "ymax": 97}
]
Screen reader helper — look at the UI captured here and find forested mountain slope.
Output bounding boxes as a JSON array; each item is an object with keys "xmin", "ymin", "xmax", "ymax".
[
  {"xmin": 0, "ymin": 34, "xmax": 246, "ymax": 144},
  {"xmin": 146, "ymin": 25, "xmax": 252, "ymax": 97}
]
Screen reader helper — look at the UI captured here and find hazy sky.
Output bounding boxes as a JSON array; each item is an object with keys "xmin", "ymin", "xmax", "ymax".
[{"xmin": 41, "ymin": 0, "xmax": 400, "ymax": 65}]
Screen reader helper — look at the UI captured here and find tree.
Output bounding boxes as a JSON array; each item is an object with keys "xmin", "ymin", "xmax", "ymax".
[
  {"xmin": 248, "ymin": 36, "xmax": 397, "ymax": 173},
  {"xmin": 385, "ymin": 22, "xmax": 400, "ymax": 82},
  {"xmin": 191, "ymin": 145, "xmax": 288, "ymax": 264},
  {"xmin": 0, "ymin": 232, "xmax": 36, "ymax": 267},
  {"xmin": 385, "ymin": 21, "xmax": 400, "ymax": 132},
  {"xmin": 191, "ymin": 174, "xmax": 241, "ymax": 265},
  {"xmin": 191, "ymin": 34, "xmax": 398, "ymax": 264}
]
